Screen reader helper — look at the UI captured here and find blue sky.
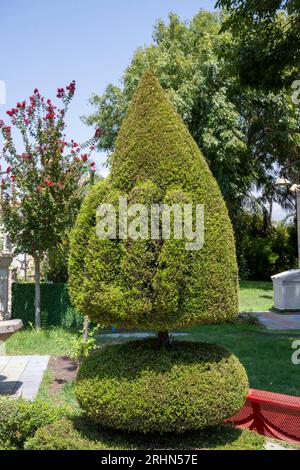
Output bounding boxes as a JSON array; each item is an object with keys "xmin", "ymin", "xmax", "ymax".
[
  {"xmin": 0, "ymin": 0, "xmax": 216, "ymax": 172},
  {"xmin": 0, "ymin": 0, "xmax": 286, "ymax": 220}
]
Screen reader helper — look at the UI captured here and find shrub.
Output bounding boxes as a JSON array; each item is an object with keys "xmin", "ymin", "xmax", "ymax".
[
  {"xmin": 68, "ymin": 70, "xmax": 238, "ymax": 331},
  {"xmin": 75, "ymin": 339, "xmax": 248, "ymax": 434},
  {"xmin": 25, "ymin": 419, "xmax": 101, "ymax": 450},
  {"xmin": 233, "ymin": 312, "xmax": 263, "ymax": 327},
  {"xmin": 70, "ymin": 71, "xmax": 245, "ymax": 434},
  {"xmin": 0, "ymin": 397, "xmax": 67, "ymax": 449}
]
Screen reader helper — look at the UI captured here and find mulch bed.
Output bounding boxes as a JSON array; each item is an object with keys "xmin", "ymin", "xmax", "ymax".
[{"xmin": 48, "ymin": 356, "xmax": 78, "ymax": 394}]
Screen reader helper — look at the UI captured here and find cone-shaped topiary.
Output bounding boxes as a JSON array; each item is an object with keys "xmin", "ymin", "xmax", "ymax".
[
  {"xmin": 70, "ymin": 71, "xmax": 247, "ymax": 434},
  {"xmin": 68, "ymin": 70, "xmax": 239, "ymax": 331}
]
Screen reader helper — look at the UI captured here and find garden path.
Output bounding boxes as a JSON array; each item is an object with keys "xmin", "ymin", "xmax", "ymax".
[{"xmin": 0, "ymin": 355, "xmax": 49, "ymax": 399}]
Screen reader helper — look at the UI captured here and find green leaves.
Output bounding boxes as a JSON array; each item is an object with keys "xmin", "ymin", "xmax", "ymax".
[
  {"xmin": 0, "ymin": 84, "xmax": 97, "ymax": 259},
  {"xmin": 75, "ymin": 340, "xmax": 248, "ymax": 433},
  {"xmin": 69, "ymin": 71, "xmax": 238, "ymax": 329},
  {"xmin": 83, "ymin": 10, "xmax": 300, "ymax": 214}
]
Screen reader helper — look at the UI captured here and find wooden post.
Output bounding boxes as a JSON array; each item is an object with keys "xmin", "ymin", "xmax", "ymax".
[
  {"xmin": 80, "ymin": 315, "xmax": 90, "ymax": 361},
  {"xmin": 34, "ymin": 254, "xmax": 41, "ymax": 329}
]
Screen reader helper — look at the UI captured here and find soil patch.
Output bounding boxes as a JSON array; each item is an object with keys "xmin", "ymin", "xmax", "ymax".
[{"xmin": 48, "ymin": 356, "xmax": 78, "ymax": 394}]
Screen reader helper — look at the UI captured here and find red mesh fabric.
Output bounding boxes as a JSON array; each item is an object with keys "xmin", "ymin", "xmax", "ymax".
[{"xmin": 227, "ymin": 389, "xmax": 300, "ymax": 445}]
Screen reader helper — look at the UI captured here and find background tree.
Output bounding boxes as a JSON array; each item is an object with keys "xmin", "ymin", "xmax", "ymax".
[
  {"xmin": 83, "ymin": 11, "xmax": 300, "ymax": 218},
  {"xmin": 235, "ymin": 206, "xmax": 297, "ymax": 280},
  {"xmin": 42, "ymin": 173, "xmax": 104, "ymax": 283},
  {"xmin": 216, "ymin": 0, "xmax": 300, "ymax": 90},
  {"xmin": 216, "ymin": 1, "xmax": 300, "ymax": 262},
  {"xmin": 0, "ymin": 83, "xmax": 98, "ymax": 328}
]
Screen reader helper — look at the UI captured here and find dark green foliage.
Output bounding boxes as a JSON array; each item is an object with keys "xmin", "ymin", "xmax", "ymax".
[
  {"xmin": 0, "ymin": 397, "xmax": 66, "ymax": 450},
  {"xmin": 25, "ymin": 419, "xmax": 99, "ymax": 450},
  {"xmin": 235, "ymin": 211, "xmax": 297, "ymax": 280},
  {"xmin": 11, "ymin": 282, "xmax": 82, "ymax": 328},
  {"xmin": 25, "ymin": 418, "xmax": 264, "ymax": 450},
  {"xmin": 75, "ymin": 339, "xmax": 248, "ymax": 434},
  {"xmin": 217, "ymin": 0, "xmax": 300, "ymax": 89},
  {"xmin": 42, "ymin": 245, "xmax": 69, "ymax": 283},
  {"xmin": 69, "ymin": 71, "xmax": 238, "ymax": 330}
]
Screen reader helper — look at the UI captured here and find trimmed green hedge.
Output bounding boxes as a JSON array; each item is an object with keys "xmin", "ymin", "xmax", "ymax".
[
  {"xmin": 11, "ymin": 282, "xmax": 82, "ymax": 328},
  {"xmin": 76, "ymin": 339, "xmax": 248, "ymax": 433}
]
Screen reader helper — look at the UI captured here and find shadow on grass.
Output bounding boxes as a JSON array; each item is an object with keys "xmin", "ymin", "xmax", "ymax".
[
  {"xmin": 27, "ymin": 414, "xmax": 265, "ymax": 450},
  {"xmin": 69, "ymin": 415, "xmax": 248, "ymax": 450}
]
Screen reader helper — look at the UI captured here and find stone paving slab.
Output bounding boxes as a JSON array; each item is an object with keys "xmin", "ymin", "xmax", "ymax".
[
  {"xmin": 0, "ymin": 355, "xmax": 49, "ymax": 400},
  {"xmin": 97, "ymin": 332, "xmax": 188, "ymax": 339},
  {"xmin": 265, "ymin": 440, "xmax": 290, "ymax": 450},
  {"xmin": 250, "ymin": 311, "xmax": 300, "ymax": 330}
]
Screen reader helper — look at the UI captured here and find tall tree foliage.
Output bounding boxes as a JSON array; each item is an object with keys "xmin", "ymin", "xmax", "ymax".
[
  {"xmin": 217, "ymin": 0, "xmax": 300, "ymax": 222},
  {"xmin": 83, "ymin": 11, "xmax": 300, "ymax": 218},
  {"xmin": 216, "ymin": 0, "xmax": 300, "ymax": 90},
  {"xmin": 70, "ymin": 70, "xmax": 239, "ymax": 333}
]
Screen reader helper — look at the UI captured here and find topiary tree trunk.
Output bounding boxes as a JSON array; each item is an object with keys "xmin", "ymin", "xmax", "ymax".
[
  {"xmin": 157, "ymin": 331, "xmax": 170, "ymax": 346},
  {"xmin": 33, "ymin": 254, "xmax": 41, "ymax": 330}
]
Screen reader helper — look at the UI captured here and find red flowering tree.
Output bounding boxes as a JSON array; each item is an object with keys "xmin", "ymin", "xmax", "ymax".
[{"xmin": 0, "ymin": 81, "xmax": 99, "ymax": 328}]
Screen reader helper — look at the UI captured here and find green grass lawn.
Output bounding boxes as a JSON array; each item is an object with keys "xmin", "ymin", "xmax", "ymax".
[
  {"xmin": 5, "ymin": 327, "xmax": 75, "ymax": 356},
  {"xmin": 239, "ymin": 280, "xmax": 273, "ymax": 312},
  {"xmin": 1, "ymin": 280, "xmax": 294, "ymax": 450},
  {"xmin": 183, "ymin": 323, "xmax": 300, "ymax": 396},
  {"xmin": 5, "ymin": 280, "xmax": 297, "ymax": 398},
  {"xmin": 8, "ymin": 322, "xmax": 297, "ymax": 398},
  {"xmin": 25, "ymin": 417, "xmax": 265, "ymax": 450}
]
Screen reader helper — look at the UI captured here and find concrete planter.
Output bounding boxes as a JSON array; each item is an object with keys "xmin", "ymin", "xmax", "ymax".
[{"xmin": 271, "ymin": 269, "xmax": 300, "ymax": 311}]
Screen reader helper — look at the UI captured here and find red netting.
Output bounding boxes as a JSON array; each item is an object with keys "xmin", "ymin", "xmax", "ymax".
[{"xmin": 227, "ymin": 389, "xmax": 300, "ymax": 444}]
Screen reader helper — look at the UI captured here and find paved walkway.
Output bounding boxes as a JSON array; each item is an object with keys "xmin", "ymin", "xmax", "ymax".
[
  {"xmin": 251, "ymin": 311, "xmax": 300, "ymax": 330},
  {"xmin": 97, "ymin": 332, "xmax": 188, "ymax": 339},
  {"xmin": 0, "ymin": 355, "xmax": 49, "ymax": 400},
  {"xmin": 265, "ymin": 440, "xmax": 290, "ymax": 450}
]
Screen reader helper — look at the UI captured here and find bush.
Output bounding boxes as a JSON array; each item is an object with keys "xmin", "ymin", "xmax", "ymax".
[
  {"xmin": 75, "ymin": 339, "xmax": 248, "ymax": 434},
  {"xmin": 25, "ymin": 419, "xmax": 100, "ymax": 450},
  {"xmin": 69, "ymin": 70, "xmax": 238, "ymax": 330},
  {"xmin": 11, "ymin": 282, "xmax": 83, "ymax": 328},
  {"xmin": 0, "ymin": 397, "xmax": 67, "ymax": 449}
]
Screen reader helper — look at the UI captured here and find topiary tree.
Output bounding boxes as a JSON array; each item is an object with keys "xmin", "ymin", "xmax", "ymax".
[
  {"xmin": 69, "ymin": 70, "xmax": 238, "ymax": 336},
  {"xmin": 69, "ymin": 70, "xmax": 248, "ymax": 433}
]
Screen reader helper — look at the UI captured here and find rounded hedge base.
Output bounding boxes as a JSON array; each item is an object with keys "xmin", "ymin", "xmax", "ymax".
[{"xmin": 75, "ymin": 339, "xmax": 248, "ymax": 434}]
